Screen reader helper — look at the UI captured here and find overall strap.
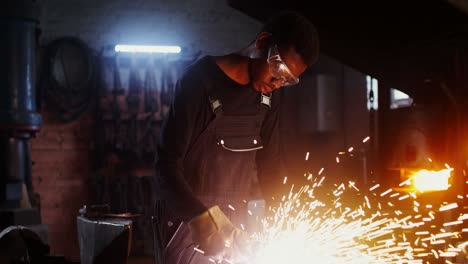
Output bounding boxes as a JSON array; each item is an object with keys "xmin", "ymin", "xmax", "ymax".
[
  {"xmin": 208, "ymin": 95, "xmax": 222, "ymax": 114},
  {"xmin": 261, "ymin": 92, "xmax": 272, "ymax": 107},
  {"xmin": 206, "ymin": 57, "xmax": 273, "ymax": 115},
  {"xmin": 259, "ymin": 92, "xmax": 272, "ymax": 116},
  {"xmin": 205, "ymin": 75, "xmax": 223, "ymax": 115},
  {"xmin": 209, "ymin": 91, "xmax": 272, "ymax": 116}
]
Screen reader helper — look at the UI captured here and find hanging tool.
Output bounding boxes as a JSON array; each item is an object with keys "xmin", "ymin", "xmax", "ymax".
[
  {"xmin": 112, "ymin": 54, "xmax": 124, "ymax": 151},
  {"xmin": 144, "ymin": 55, "xmax": 160, "ymax": 114}
]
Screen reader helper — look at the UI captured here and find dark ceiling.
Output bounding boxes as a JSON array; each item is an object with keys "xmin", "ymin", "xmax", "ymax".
[{"xmin": 228, "ymin": 0, "xmax": 468, "ymax": 103}]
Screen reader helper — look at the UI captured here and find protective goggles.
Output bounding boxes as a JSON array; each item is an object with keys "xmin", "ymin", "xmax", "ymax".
[{"xmin": 267, "ymin": 44, "xmax": 300, "ymax": 86}]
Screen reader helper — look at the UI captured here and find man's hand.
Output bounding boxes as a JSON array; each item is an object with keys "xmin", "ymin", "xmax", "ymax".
[
  {"xmin": 225, "ymin": 228, "xmax": 252, "ymax": 263},
  {"xmin": 188, "ymin": 206, "xmax": 249, "ymax": 258}
]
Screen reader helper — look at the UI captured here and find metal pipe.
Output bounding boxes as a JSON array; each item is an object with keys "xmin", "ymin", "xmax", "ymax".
[{"xmin": 0, "ymin": 0, "xmax": 41, "ymax": 208}]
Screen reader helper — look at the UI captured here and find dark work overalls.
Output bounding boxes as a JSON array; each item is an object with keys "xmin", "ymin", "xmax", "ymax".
[{"xmin": 163, "ymin": 83, "xmax": 272, "ymax": 264}]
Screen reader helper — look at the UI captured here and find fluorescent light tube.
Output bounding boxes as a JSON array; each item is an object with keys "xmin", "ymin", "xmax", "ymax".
[{"xmin": 114, "ymin": 45, "xmax": 181, "ymax": 53}]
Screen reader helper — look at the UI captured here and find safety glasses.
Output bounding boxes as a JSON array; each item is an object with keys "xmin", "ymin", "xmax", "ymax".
[{"xmin": 267, "ymin": 44, "xmax": 300, "ymax": 86}]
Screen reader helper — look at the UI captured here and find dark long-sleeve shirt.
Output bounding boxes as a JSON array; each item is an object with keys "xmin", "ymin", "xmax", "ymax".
[{"xmin": 156, "ymin": 56, "xmax": 282, "ymax": 221}]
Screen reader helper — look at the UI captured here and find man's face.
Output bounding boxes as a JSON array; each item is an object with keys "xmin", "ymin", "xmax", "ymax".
[{"xmin": 251, "ymin": 45, "xmax": 307, "ymax": 94}]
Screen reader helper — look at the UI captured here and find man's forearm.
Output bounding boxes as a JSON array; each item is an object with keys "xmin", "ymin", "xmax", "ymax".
[{"xmin": 157, "ymin": 162, "xmax": 207, "ymax": 221}]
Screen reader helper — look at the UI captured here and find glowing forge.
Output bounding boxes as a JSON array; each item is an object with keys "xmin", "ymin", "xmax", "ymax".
[{"xmin": 409, "ymin": 169, "xmax": 452, "ymax": 192}]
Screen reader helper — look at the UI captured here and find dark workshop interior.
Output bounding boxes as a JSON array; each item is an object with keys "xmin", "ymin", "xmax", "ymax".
[{"xmin": 1, "ymin": 0, "xmax": 467, "ymax": 263}]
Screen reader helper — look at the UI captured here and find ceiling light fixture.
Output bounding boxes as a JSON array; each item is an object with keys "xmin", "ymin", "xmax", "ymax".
[{"xmin": 114, "ymin": 45, "xmax": 181, "ymax": 53}]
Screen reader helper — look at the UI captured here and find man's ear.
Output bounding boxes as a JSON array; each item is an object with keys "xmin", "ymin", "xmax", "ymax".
[{"xmin": 255, "ymin": 32, "xmax": 274, "ymax": 50}]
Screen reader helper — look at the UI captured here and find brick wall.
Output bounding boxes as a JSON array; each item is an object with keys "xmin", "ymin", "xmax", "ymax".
[
  {"xmin": 31, "ymin": 112, "xmax": 93, "ymax": 259},
  {"xmin": 32, "ymin": 0, "xmax": 261, "ymax": 260}
]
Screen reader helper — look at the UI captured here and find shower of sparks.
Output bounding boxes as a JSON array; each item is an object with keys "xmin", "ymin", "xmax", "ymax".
[
  {"xmin": 305, "ymin": 152, "xmax": 309, "ymax": 161},
  {"xmin": 362, "ymin": 136, "xmax": 370, "ymax": 143},
  {"xmin": 439, "ymin": 203, "xmax": 458, "ymax": 212},
  {"xmin": 194, "ymin": 247, "xmax": 205, "ymax": 254},
  {"xmin": 348, "ymin": 147, "xmax": 354, "ymax": 152},
  {"xmin": 380, "ymin": 189, "xmax": 392, "ymax": 197},
  {"xmin": 318, "ymin": 168, "xmax": 325, "ymax": 175},
  {"xmin": 227, "ymin": 173, "xmax": 467, "ymax": 264}
]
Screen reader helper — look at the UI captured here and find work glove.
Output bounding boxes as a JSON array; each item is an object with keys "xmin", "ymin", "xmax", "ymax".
[{"xmin": 188, "ymin": 205, "xmax": 249, "ymax": 258}]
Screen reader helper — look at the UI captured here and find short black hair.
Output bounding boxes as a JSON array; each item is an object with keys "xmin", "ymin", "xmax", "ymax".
[{"xmin": 261, "ymin": 11, "xmax": 320, "ymax": 66}]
